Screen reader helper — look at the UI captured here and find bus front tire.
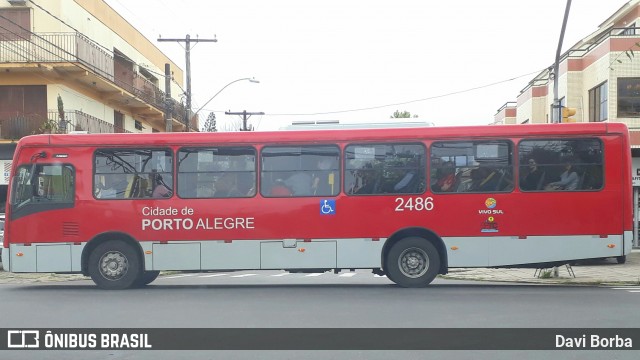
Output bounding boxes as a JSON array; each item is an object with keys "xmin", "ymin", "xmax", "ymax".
[
  {"xmin": 88, "ymin": 240, "xmax": 142, "ymax": 290},
  {"xmin": 385, "ymin": 237, "xmax": 440, "ymax": 288},
  {"xmin": 616, "ymin": 255, "xmax": 627, "ymax": 264}
]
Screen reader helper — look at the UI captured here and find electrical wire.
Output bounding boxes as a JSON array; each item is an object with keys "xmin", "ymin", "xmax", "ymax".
[{"xmin": 267, "ymin": 69, "xmax": 544, "ymax": 116}]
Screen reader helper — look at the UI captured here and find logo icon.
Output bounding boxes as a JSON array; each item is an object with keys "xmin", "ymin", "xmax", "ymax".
[
  {"xmin": 7, "ymin": 330, "xmax": 40, "ymax": 348},
  {"xmin": 485, "ymin": 198, "xmax": 497, "ymax": 209},
  {"xmin": 481, "ymin": 217, "xmax": 499, "ymax": 233},
  {"xmin": 320, "ymin": 199, "xmax": 336, "ymax": 215}
]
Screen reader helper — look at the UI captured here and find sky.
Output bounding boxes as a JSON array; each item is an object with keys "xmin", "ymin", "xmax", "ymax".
[{"xmin": 103, "ymin": 0, "xmax": 630, "ymax": 131}]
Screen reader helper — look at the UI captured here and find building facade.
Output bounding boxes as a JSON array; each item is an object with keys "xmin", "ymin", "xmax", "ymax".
[
  {"xmin": 495, "ymin": 0, "xmax": 640, "ymax": 140},
  {"xmin": 0, "ymin": 0, "xmax": 193, "ymax": 140},
  {"xmin": 495, "ymin": 0, "xmax": 640, "ymax": 247}
]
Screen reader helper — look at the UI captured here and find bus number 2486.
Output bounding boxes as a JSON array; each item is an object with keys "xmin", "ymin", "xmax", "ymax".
[{"xmin": 394, "ymin": 197, "xmax": 434, "ymax": 212}]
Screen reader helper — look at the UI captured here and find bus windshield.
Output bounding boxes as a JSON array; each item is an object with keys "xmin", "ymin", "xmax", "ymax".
[{"xmin": 12, "ymin": 164, "xmax": 75, "ymax": 210}]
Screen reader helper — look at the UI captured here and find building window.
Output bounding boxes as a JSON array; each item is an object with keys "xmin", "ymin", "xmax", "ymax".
[
  {"xmin": 618, "ymin": 78, "xmax": 640, "ymax": 117},
  {"xmin": 588, "ymin": 82, "xmax": 608, "ymax": 122},
  {"xmin": 134, "ymin": 120, "xmax": 143, "ymax": 130},
  {"xmin": 0, "ymin": 8, "xmax": 30, "ymax": 41}
]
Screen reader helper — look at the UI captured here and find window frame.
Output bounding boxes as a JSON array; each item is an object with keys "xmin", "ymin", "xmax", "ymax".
[
  {"xmin": 517, "ymin": 138, "xmax": 604, "ymax": 192},
  {"xmin": 0, "ymin": 8, "xmax": 31, "ymax": 41},
  {"xmin": 177, "ymin": 146, "xmax": 257, "ymax": 199},
  {"xmin": 429, "ymin": 140, "xmax": 514, "ymax": 194},
  {"xmin": 93, "ymin": 148, "xmax": 174, "ymax": 200},
  {"xmin": 344, "ymin": 142, "xmax": 426, "ymax": 196},
  {"xmin": 10, "ymin": 163, "xmax": 76, "ymax": 220},
  {"xmin": 589, "ymin": 81, "xmax": 608, "ymax": 122},
  {"xmin": 260, "ymin": 144, "xmax": 341, "ymax": 198},
  {"xmin": 617, "ymin": 77, "xmax": 640, "ymax": 118}
]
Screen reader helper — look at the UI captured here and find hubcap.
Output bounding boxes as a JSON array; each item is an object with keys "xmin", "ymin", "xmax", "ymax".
[
  {"xmin": 99, "ymin": 251, "xmax": 128, "ymax": 281},
  {"xmin": 398, "ymin": 247, "xmax": 429, "ymax": 278}
]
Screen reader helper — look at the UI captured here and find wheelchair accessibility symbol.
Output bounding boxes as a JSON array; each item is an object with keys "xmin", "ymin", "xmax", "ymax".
[{"xmin": 320, "ymin": 199, "xmax": 336, "ymax": 215}]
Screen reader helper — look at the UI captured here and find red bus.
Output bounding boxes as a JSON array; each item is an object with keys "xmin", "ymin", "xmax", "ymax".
[{"xmin": 1, "ymin": 122, "xmax": 633, "ymax": 289}]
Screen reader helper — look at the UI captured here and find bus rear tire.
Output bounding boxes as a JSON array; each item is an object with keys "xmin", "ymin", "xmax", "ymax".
[
  {"xmin": 385, "ymin": 237, "xmax": 440, "ymax": 288},
  {"xmin": 88, "ymin": 240, "xmax": 141, "ymax": 290},
  {"xmin": 616, "ymin": 255, "xmax": 627, "ymax": 264},
  {"xmin": 134, "ymin": 271, "xmax": 160, "ymax": 287}
]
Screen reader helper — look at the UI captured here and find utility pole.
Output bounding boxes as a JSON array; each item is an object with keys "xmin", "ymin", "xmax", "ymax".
[
  {"xmin": 158, "ymin": 34, "xmax": 217, "ymax": 131},
  {"xmin": 552, "ymin": 0, "xmax": 572, "ymax": 124},
  {"xmin": 164, "ymin": 63, "xmax": 172, "ymax": 132},
  {"xmin": 225, "ymin": 110, "xmax": 265, "ymax": 131}
]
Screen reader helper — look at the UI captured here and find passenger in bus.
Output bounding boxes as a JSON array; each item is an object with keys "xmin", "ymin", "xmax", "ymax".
[
  {"xmin": 546, "ymin": 162, "xmax": 579, "ymax": 191},
  {"xmin": 97, "ymin": 173, "xmax": 128, "ymax": 198},
  {"xmin": 432, "ymin": 161, "xmax": 455, "ymax": 192},
  {"xmin": 473, "ymin": 166, "xmax": 500, "ymax": 192},
  {"xmin": 520, "ymin": 158, "xmax": 545, "ymax": 191},
  {"xmin": 151, "ymin": 173, "xmax": 172, "ymax": 198},
  {"xmin": 347, "ymin": 161, "xmax": 377, "ymax": 195},
  {"xmin": 270, "ymin": 178, "xmax": 292, "ymax": 196},
  {"xmin": 214, "ymin": 173, "xmax": 242, "ymax": 198},
  {"xmin": 312, "ymin": 157, "xmax": 336, "ymax": 195},
  {"xmin": 285, "ymin": 171, "xmax": 312, "ymax": 196},
  {"xmin": 236, "ymin": 172, "xmax": 256, "ymax": 196},
  {"xmin": 466, "ymin": 168, "xmax": 483, "ymax": 192},
  {"xmin": 392, "ymin": 172, "xmax": 415, "ymax": 193}
]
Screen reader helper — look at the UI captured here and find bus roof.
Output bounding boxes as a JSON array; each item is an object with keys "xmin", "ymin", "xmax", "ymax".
[{"xmin": 16, "ymin": 122, "xmax": 627, "ymax": 148}]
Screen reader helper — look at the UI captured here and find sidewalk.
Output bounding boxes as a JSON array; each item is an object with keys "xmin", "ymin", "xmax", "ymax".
[{"xmin": 441, "ymin": 250, "xmax": 640, "ymax": 285}]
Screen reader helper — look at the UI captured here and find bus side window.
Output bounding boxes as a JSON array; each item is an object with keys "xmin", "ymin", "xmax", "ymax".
[{"xmin": 518, "ymin": 138, "xmax": 603, "ymax": 192}]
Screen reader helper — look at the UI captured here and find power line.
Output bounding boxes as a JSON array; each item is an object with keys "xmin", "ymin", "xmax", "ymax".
[
  {"xmin": 268, "ymin": 69, "xmax": 543, "ymax": 116},
  {"xmin": 225, "ymin": 110, "xmax": 265, "ymax": 131},
  {"xmin": 158, "ymin": 35, "xmax": 217, "ymax": 131}
]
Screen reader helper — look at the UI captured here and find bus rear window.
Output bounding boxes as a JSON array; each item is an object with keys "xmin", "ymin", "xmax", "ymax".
[{"xmin": 518, "ymin": 139, "xmax": 603, "ymax": 192}]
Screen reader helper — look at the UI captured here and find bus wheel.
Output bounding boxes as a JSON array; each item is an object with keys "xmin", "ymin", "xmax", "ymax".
[
  {"xmin": 616, "ymin": 255, "xmax": 627, "ymax": 264},
  {"xmin": 134, "ymin": 271, "xmax": 160, "ymax": 287},
  {"xmin": 88, "ymin": 241, "xmax": 141, "ymax": 290},
  {"xmin": 386, "ymin": 237, "xmax": 440, "ymax": 288}
]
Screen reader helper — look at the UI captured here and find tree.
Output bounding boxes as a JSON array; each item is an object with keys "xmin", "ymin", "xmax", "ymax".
[
  {"xmin": 202, "ymin": 112, "xmax": 217, "ymax": 132},
  {"xmin": 390, "ymin": 110, "xmax": 418, "ymax": 119}
]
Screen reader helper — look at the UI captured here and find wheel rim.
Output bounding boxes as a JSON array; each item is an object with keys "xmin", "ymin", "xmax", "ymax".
[
  {"xmin": 398, "ymin": 247, "xmax": 429, "ymax": 278},
  {"xmin": 98, "ymin": 251, "xmax": 129, "ymax": 281}
]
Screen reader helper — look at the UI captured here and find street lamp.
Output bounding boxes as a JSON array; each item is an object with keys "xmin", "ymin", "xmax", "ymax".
[{"xmin": 191, "ymin": 77, "xmax": 259, "ymax": 126}]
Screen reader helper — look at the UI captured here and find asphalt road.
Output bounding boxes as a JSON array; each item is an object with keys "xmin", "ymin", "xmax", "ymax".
[{"xmin": 1, "ymin": 270, "xmax": 639, "ymax": 360}]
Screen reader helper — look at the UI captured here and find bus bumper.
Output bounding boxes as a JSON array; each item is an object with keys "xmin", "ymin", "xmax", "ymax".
[
  {"xmin": 1, "ymin": 247, "xmax": 8, "ymax": 271},
  {"xmin": 624, "ymin": 230, "xmax": 633, "ymax": 255}
]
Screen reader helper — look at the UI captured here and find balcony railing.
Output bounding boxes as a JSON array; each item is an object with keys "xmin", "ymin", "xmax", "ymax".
[
  {"xmin": 0, "ymin": 110, "xmax": 132, "ymax": 139},
  {"xmin": 0, "ymin": 111, "xmax": 43, "ymax": 139},
  {"xmin": 0, "ymin": 31, "xmax": 185, "ymax": 123},
  {"xmin": 47, "ymin": 110, "xmax": 133, "ymax": 134}
]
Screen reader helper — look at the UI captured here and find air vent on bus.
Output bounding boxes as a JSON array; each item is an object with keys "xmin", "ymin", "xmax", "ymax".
[{"xmin": 62, "ymin": 222, "xmax": 80, "ymax": 237}]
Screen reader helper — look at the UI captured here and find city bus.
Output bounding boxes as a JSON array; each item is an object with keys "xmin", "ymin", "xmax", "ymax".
[{"xmin": 1, "ymin": 122, "xmax": 633, "ymax": 289}]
